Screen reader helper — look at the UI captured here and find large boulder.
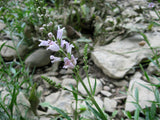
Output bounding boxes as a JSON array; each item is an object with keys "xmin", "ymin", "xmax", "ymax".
[
  {"xmin": 91, "ymin": 32, "xmax": 160, "ymax": 79},
  {"xmin": 25, "ymin": 48, "xmax": 52, "ymax": 68}
]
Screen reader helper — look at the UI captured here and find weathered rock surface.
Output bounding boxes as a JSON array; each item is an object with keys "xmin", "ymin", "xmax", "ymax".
[
  {"xmin": 125, "ymin": 72, "xmax": 156, "ymax": 112},
  {"xmin": 25, "ymin": 48, "xmax": 52, "ymax": 68},
  {"xmin": 1, "ymin": 40, "xmax": 28, "ymax": 61},
  {"xmin": 91, "ymin": 32, "xmax": 160, "ymax": 79},
  {"xmin": 78, "ymin": 77, "xmax": 102, "ymax": 95}
]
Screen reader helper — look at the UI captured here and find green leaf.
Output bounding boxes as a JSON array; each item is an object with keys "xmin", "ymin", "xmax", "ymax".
[
  {"xmin": 137, "ymin": 82, "xmax": 152, "ymax": 92},
  {"xmin": 112, "ymin": 110, "xmax": 118, "ymax": 118},
  {"xmin": 71, "ymin": 85, "xmax": 78, "ymax": 101},
  {"xmin": 85, "ymin": 101, "xmax": 102, "ymax": 120},
  {"xmin": 134, "ymin": 108, "xmax": 139, "ymax": 120},
  {"xmin": 139, "ymin": 64, "xmax": 150, "ymax": 82},
  {"xmin": 135, "ymin": 87, "xmax": 139, "ymax": 103},
  {"xmin": 40, "ymin": 102, "xmax": 50, "ymax": 108},
  {"xmin": 92, "ymin": 78, "xmax": 97, "ymax": 96},
  {"xmin": 122, "ymin": 110, "xmax": 132, "ymax": 119},
  {"xmin": 49, "ymin": 106, "xmax": 71, "ymax": 120},
  {"xmin": 150, "ymin": 103, "xmax": 156, "ymax": 119}
]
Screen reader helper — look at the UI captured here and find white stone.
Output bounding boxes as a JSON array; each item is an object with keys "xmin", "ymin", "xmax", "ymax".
[
  {"xmin": 125, "ymin": 72, "xmax": 156, "ymax": 112},
  {"xmin": 101, "ymin": 90, "xmax": 112, "ymax": 97},
  {"xmin": 0, "ymin": 22, "xmax": 6, "ymax": 31},
  {"xmin": 62, "ymin": 78, "xmax": 77, "ymax": 86},
  {"xmin": 78, "ymin": 77, "xmax": 102, "ymax": 96},
  {"xmin": 104, "ymin": 97, "xmax": 117, "ymax": 112}
]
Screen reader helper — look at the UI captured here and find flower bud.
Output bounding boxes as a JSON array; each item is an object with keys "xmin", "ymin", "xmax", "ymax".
[{"xmin": 48, "ymin": 32, "xmax": 53, "ymax": 38}]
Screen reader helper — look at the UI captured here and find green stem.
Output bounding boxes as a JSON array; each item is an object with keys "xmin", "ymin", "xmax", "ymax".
[
  {"xmin": 74, "ymin": 76, "xmax": 79, "ymax": 120},
  {"xmin": 0, "ymin": 102, "xmax": 12, "ymax": 120},
  {"xmin": 154, "ymin": 8, "xmax": 160, "ymax": 20},
  {"xmin": 74, "ymin": 67, "xmax": 108, "ymax": 120}
]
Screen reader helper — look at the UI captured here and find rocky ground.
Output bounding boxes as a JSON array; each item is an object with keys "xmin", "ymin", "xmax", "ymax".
[{"xmin": 0, "ymin": 0, "xmax": 160, "ymax": 119}]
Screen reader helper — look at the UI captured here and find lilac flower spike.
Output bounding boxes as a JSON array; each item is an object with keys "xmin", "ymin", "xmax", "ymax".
[
  {"xmin": 50, "ymin": 55, "xmax": 61, "ymax": 63},
  {"xmin": 47, "ymin": 42, "xmax": 60, "ymax": 52},
  {"xmin": 39, "ymin": 40, "xmax": 49, "ymax": 46},
  {"xmin": 57, "ymin": 26, "xmax": 65, "ymax": 40},
  {"xmin": 63, "ymin": 55, "xmax": 77, "ymax": 69},
  {"xmin": 66, "ymin": 42, "xmax": 74, "ymax": 54},
  {"xmin": 148, "ymin": 2, "xmax": 155, "ymax": 8}
]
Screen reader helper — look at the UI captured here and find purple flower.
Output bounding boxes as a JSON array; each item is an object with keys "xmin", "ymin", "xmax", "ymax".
[
  {"xmin": 63, "ymin": 55, "xmax": 77, "ymax": 69},
  {"xmin": 57, "ymin": 26, "xmax": 65, "ymax": 40},
  {"xmin": 47, "ymin": 42, "xmax": 60, "ymax": 51},
  {"xmin": 42, "ymin": 24, "xmax": 47, "ymax": 27},
  {"xmin": 50, "ymin": 55, "xmax": 61, "ymax": 63},
  {"xmin": 39, "ymin": 27, "xmax": 45, "ymax": 32},
  {"xmin": 148, "ymin": 2, "xmax": 155, "ymax": 8},
  {"xmin": 39, "ymin": 40, "xmax": 49, "ymax": 46},
  {"xmin": 47, "ymin": 22, "xmax": 53, "ymax": 27},
  {"xmin": 48, "ymin": 32, "xmax": 53, "ymax": 38},
  {"xmin": 66, "ymin": 42, "xmax": 74, "ymax": 54},
  {"xmin": 61, "ymin": 40, "xmax": 67, "ymax": 48}
]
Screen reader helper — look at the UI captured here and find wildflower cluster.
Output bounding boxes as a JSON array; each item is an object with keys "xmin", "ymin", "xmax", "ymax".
[{"xmin": 39, "ymin": 26, "xmax": 77, "ymax": 69}]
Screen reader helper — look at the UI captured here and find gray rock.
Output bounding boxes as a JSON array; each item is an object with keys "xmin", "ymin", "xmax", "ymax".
[
  {"xmin": 25, "ymin": 48, "xmax": 52, "ymax": 68},
  {"xmin": 122, "ymin": 7, "xmax": 138, "ymax": 17},
  {"xmin": 1, "ymin": 40, "xmax": 28, "ymax": 61},
  {"xmin": 45, "ymin": 90, "xmax": 73, "ymax": 115},
  {"xmin": 101, "ymin": 90, "xmax": 112, "ymax": 97},
  {"xmin": 62, "ymin": 78, "xmax": 77, "ymax": 86},
  {"xmin": 112, "ymin": 80, "xmax": 128, "ymax": 87},
  {"xmin": 91, "ymin": 32, "xmax": 160, "ymax": 79},
  {"xmin": 15, "ymin": 92, "xmax": 36, "ymax": 119},
  {"xmin": 104, "ymin": 97, "xmax": 117, "ymax": 112},
  {"xmin": 103, "ymin": 86, "xmax": 110, "ymax": 91},
  {"xmin": 78, "ymin": 77, "xmax": 102, "ymax": 96},
  {"xmin": 0, "ymin": 22, "xmax": 6, "ymax": 31},
  {"xmin": 147, "ymin": 59, "xmax": 160, "ymax": 76},
  {"xmin": 142, "ymin": 75, "xmax": 160, "ymax": 85},
  {"xmin": 1, "ymin": 90, "xmax": 10, "ymax": 104},
  {"xmin": 125, "ymin": 72, "xmax": 156, "ymax": 112},
  {"xmin": 45, "ymin": 91, "xmax": 61, "ymax": 106},
  {"xmin": 94, "ymin": 96, "xmax": 104, "ymax": 110}
]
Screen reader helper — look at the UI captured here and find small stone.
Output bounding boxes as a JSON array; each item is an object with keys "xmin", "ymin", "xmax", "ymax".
[
  {"xmin": 62, "ymin": 78, "xmax": 77, "ymax": 86},
  {"xmin": 138, "ymin": 41, "xmax": 146, "ymax": 46},
  {"xmin": 104, "ymin": 97, "xmax": 117, "ymax": 112},
  {"xmin": 0, "ymin": 22, "xmax": 6, "ymax": 31},
  {"xmin": 103, "ymin": 86, "xmax": 110, "ymax": 91},
  {"xmin": 109, "ymin": 84, "xmax": 114, "ymax": 88},
  {"xmin": 101, "ymin": 90, "xmax": 112, "ymax": 97},
  {"xmin": 111, "ymin": 89, "xmax": 116, "ymax": 93},
  {"xmin": 112, "ymin": 80, "xmax": 128, "ymax": 87}
]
